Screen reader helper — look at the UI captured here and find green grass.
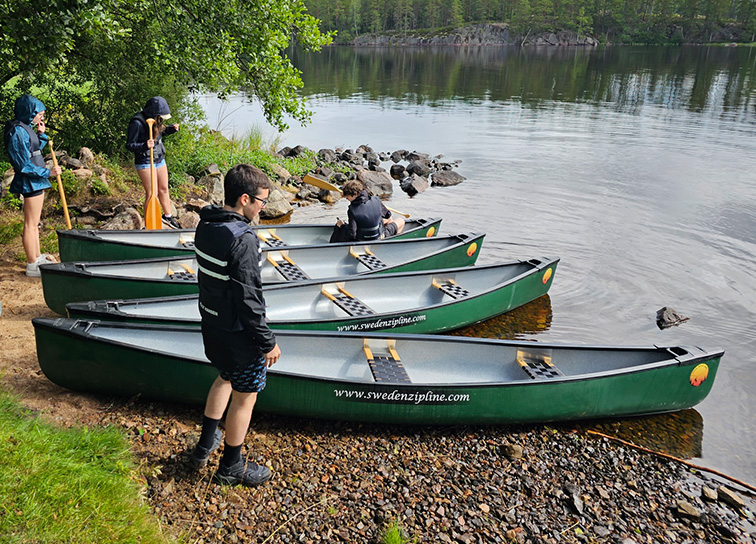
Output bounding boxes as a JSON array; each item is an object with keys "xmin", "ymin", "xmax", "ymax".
[
  {"xmin": 0, "ymin": 220, "xmax": 23, "ymax": 244},
  {"xmin": 0, "ymin": 391, "xmax": 177, "ymax": 544},
  {"xmin": 381, "ymin": 520, "xmax": 416, "ymax": 544}
]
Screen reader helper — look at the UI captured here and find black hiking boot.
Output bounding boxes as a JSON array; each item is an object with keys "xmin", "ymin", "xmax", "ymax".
[
  {"xmin": 214, "ymin": 459, "xmax": 271, "ymax": 486},
  {"xmin": 188, "ymin": 429, "xmax": 222, "ymax": 469},
  {"xmin": 162, "ymin": 214, "xmax": 180, "ymax": 229}
]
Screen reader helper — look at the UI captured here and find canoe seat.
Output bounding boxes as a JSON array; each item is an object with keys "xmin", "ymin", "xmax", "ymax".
[
  {"xmin": 516, "ymin": 348, "xmax": 563, "ymax": 380},
  {"xmin": 321, "ymin": 286, "xmax": 375, "ymax": 316},
  {"xmin": 257, "ymin": 231, "xmax": 288, "ymax": 248},
  {"xmin": 364, "ymin": 341, "xmax": 411, "ymax": 384},
  {"xmin": 267, "ymin": 253, "xmax": 310, "ymax": 281},
  {"xmin": 350, "ymin": 247, "xmax": 387, "ymax": 271},
  {"xmin": 432, "ymin": 278, "xmax": 470, "ymax": 299},
  {"xmin": 168, "ymin": 263, "xmax": 196, "ymax": 281}
]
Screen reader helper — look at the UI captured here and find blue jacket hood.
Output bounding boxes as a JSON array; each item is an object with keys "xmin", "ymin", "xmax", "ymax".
[{"xmin": 14, "ymin": 94, "xmax": 45, "ymax": 125}]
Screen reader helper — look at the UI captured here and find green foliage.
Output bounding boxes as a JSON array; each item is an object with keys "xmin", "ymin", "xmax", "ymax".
[
  {"xmin": 60, "ymin": 169, "xmax": 83, "ymax": 196},
  {"xmin": 0, "ymin": 0, "xmax": 333, "ymax": 157},
  {"xmin": 305, "ymin": 0, "xmax": 756, "ymax": 43},
  {"xmin": 90, "ymin": 177, "xmax": 111, "ymax": 196},
  {"xmin": 0, "ymin": 191, "xmax": 22, "ymax": 211},
  {"xmin": 40, "ymin": 229, "xmax": 58, "ymax": 255},
  {"xmin": 0, "ymin": 390, "xmax": 174, "ymax": 543},
  {"xmin": 0, "ymin": 220, "xmax": 22, "ymax": 244}
]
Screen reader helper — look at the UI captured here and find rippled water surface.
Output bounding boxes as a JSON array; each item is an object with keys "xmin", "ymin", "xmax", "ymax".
[{"xmin": 201, "ymin": 46, "xmax": 756, "ymax": 482}]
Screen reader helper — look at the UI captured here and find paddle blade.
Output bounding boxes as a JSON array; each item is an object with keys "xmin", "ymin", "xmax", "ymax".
[
  {"xmin": 145, "ymin": 193, "xmax": 162, "ymax": 230},
  {"xmin": 303, "ymin": 173, "xmax": 341, "ymax": 193}
]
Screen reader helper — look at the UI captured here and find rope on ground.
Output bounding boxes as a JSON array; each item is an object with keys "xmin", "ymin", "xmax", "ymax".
[{"xmin": 586, "ymin": 430, "xmax": 756, "ymax": 494}]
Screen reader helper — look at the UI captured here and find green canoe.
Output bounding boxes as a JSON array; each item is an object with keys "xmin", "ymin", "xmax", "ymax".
[
  {"xmin": 41, "ymin": 233, "xmax": 484, "ymax": 314},
  {"xmin": 32, "ymin": 318, "xmax": 723, "ymax": 425},
  {"xmin": 57, "ymin": 217, "xmax": 442, "ymax": 262},
  {"xmin": 65, "ymin": 257, "xmax": 559, "ymax": 333}
]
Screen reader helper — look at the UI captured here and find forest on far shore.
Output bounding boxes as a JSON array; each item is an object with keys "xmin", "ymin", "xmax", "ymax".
[{"xmin": 304, "ymin": 0, "xmax": 756, "ymax": 44}]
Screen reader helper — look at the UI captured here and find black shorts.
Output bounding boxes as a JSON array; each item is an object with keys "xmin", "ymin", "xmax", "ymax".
[
  {"xmin": 384, "ymin": 221, "xmax": 398, "ymax": 237},
  {"xmin": 22, "ymin": 189, "xmax": 45, "ymax": 198},
  {"xmin": 202, "ymin": 324, "xmax": 267, "ymax": 393}
]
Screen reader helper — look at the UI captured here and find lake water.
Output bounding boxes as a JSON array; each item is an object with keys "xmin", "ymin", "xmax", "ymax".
[{"xmin": 200, "ymin": 46, "xmax": 756, "ymax": 483}]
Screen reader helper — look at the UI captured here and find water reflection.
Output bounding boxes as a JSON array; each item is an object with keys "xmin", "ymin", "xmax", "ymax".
[
  {"xmin": 570, "ymin": 409, "xmax": 704, "ymax": 460},
  {"xmin": 450, "ymin": 294, "xmax": 553, "ymax": 339},
  {"xmin": 291, "ymin": 46, "xmax": 756, "ymax": 117}
]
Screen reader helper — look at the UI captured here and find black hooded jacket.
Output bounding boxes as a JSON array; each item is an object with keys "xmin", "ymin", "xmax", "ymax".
[{"xmin": 195, "ymin": 205, "xmax": 276, "ymax": 358}]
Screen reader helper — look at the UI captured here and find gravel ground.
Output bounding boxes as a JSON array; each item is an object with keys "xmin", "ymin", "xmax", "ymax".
[{"xmin": 1, "ymin": 260, "xmax": 754, "ymax": 544}]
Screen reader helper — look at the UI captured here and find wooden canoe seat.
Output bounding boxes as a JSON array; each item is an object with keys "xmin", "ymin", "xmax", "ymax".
[
  {"xmin": 168, "ymin": 263, "xmax": 196, "ymax": 281},
  {"xmin": 516, "ymin": 348, "xmax": 563, "ymax": 380},
  {"xmin": 321, "ymin": 286, "xmax": 375, "ymax": 316},
  {"xmin": 179, "ymin": 235, "xmax": 195, "ymax": 248},
  {"xmin": 257, "ymin": 230, "xmax": 288, "ymax": 248},
  {"xmin": 432, "ymin": 278, "xmax": 470, "ymax": 299},
  {"xmin": 267, "ymin": 252, "xmax": 310, "ymax": 281},
  {"xmin": 364, "ymin": 340, "xmax": 411, "ymax": 383},
  {"xmin": 349, "ymin": 246, "xmax": 387, "ymax": 271}
]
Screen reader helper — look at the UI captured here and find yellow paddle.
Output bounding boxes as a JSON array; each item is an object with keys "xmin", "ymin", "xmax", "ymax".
[
  {"xmin": 48, "ymin": 139, "xmax": 71, "ymax": 229},
  {"xmin": 144, "ymin": 118, "xmax": 161, "ymax": 230},
  {"xmin": 302, "ymin": 173, "xmax": 411, "ymax": 218}
]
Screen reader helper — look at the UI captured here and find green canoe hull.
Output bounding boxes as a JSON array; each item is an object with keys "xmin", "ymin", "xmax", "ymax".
[
  {"xmin": 33, "ymin": 320, "xmax": 722, "ymax": 425},
  {"xmin": 57, "ymin": 218, "xmax": 442, "ymax": 262},
  {"xmin": 66, "ymin": 258, "xmax": 559, "ymax": 334},
  {"xmin": 42, "ymin": 233, "xmax": 484, "ymax": 315}
]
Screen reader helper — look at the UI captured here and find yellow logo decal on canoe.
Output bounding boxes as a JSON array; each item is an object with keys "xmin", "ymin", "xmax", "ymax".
[
  {"xmin": 689, "ymin": 364, "xmax": 709, "ymax": 387},
  {"xmin": 466, "ymin": 242, "xmax": 478, "ymax": 257},
  {"xmin": 542, "ymin": 268, "xmax": 553, "ymax": 284},
  {"xmin": 426, "ymin": 226, "xmax": 435, "ymax": 237}
]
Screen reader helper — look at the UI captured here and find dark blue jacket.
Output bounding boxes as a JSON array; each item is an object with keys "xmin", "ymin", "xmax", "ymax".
[
  {"xmin": 125, "ymin": 112, "xmax": 178, "ymax": 165},
  {"xmin": 195, "ymin": 205, "xmax": 276, "ymax": 356},
  {"xmin": 4, "ymin": 95, "xmax": 51, "ymax": 195},
  {"xmin": 346, "ymin": 190, "xmax": 391, "ymax": 240}
]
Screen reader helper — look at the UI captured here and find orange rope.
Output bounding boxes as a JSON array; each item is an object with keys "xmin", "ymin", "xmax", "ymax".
[{"xmin": 586, "ymin": 430, "xmax": 756, "ymax": 494}]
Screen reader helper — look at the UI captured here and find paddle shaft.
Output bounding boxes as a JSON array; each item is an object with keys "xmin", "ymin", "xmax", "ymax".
[
  {"xmin": 303, "ymin": 173, "xmax": 411, "ymax": 218},
  {"xmin": 48, "ymin": 139, "xmax": 71, "ymax": 229},
  {"xmin": 144, "ymin": 119, "xmax": 161, "ymax": 230}
]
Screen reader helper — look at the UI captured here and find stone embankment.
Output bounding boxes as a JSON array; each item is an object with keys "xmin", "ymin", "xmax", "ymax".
[{"xmin": 351, "ymin": 23, "xmax": 599, "ymax": 47}]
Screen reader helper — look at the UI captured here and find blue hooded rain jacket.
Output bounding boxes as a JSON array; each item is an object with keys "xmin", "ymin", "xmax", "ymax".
[{"xmin": 5, "ymin": 94, "xmax": 52, "ymax": 195}]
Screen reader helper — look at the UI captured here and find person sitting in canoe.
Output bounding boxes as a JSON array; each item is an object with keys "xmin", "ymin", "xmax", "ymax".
[
  {"xmin": 330, "ymin": 180, "xmax": 405, "ymax": 242},
  {"xmin": 188, "ymin": 163, "xmax": 281, "ymax": 486}
]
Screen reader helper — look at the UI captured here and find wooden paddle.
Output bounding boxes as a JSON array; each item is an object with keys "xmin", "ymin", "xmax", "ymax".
[
  {"xmin": 48, "ymin": 139, "xmax": 71, "ymax": 229},
  {"xmin": 302, "ymin": 173, "xmax": 411, "ymax": 218},
  {"xmin": 144, "ymin": 118, "xmax": 161, "ymax": 230}
]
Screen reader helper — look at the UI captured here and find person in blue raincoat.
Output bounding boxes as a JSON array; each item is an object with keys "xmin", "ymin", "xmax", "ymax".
[{"xmin": 3, "ymin": 94, "xmax": 62, "ymax": 277}]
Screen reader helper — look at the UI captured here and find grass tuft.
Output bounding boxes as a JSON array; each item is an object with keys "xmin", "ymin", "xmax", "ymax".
[{"xmin": 0, "ymin": 390, "xmax": 176, "ymax": 543}]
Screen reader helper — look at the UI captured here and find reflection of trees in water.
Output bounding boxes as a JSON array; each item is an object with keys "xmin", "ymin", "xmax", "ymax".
[
  {"xmin": 450, "ymin": 294, "xmax": 552, "ymax": 340},
  {"xmin": 568, "ymin": 409, "xmax": 704, "ymax": 460},
  {"xmin": 292, "ymin": 46, "xmax": 756, "ymax": 116}
]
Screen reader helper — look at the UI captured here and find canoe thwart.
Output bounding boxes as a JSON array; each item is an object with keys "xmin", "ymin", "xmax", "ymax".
[
  {"xmin": 267, "ymin": 252, "xmax": 310, "ymax": 281},
  {"xmin": 349, "ymin": 246, "xmax": 387, "ymax": 271},
  {"xmin": 168, "ymin": 262, "xmax": 196, "ymax": 281},
  {"xmin": 321, "ymin": 286, "xmax": 375, "ymax": 317},
  {"xmin": 432, "ymin": 278, "xmax": 471, "ymax": 299},
  {"xmin": 516, "ymin": 348, "xmax": 563, "ymax": 380},
  {"xmin": 363, "ymin": 340, "xmax": 411, "ymax": 384}
]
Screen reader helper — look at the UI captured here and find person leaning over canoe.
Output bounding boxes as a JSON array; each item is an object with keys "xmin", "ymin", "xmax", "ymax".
[
  {"xmin": 329, "ymin": 179, "xmax": 405, "ymax": 242},
  {"xmin": 188, "ymin": 164, "xmax": 281, "ymax": 486},
  {"xmin": 3, "ymin": 94, "xmax": 62, "ymax": 277},
  {"xmin": 125, "ymin": 96, "xmax": 180, "ymax": 229}
]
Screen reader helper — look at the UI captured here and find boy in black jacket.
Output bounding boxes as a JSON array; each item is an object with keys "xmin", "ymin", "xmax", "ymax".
[{"xmin": 188, "ymin": 164, "xmax": 281, "ymax": 486}]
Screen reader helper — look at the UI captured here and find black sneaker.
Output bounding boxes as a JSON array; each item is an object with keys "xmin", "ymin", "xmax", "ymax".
[
  {"xmin": 162, "ymin": 214, "xmax": 180, "ymax": 229},
  {"xmin": 188, "ymin": 429, "xmax": 222, "ymax": 469},
  {"xmin": 214, "ymin": 459, "xmax": 272, "ymax": 486}
]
